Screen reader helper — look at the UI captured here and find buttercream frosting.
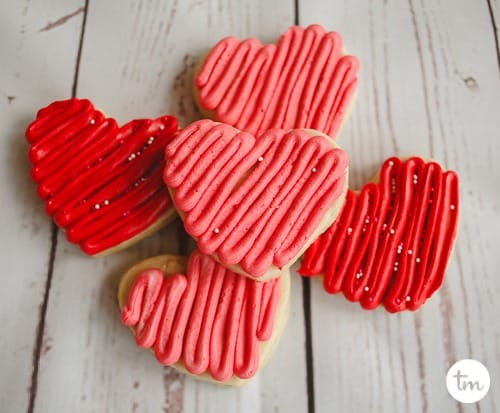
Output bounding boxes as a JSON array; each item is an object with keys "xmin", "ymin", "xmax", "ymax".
[
  {"xmin": 121, "ymin": 250, "xmax": 281, "ymax": 381},
  {"xmin": 163, "ymin": 119, "xmax": 348, "ymax": 278},
  {"xmin": 26, "ymin": 98, "xmax": 178, "ymax": 255},
  {"xmin": 300, "ymin": 157, "xmax": 459, "ymax": 312},
  {"xmin": 195, "ymin": 24, "xmax": 359, "ymax": 138}
]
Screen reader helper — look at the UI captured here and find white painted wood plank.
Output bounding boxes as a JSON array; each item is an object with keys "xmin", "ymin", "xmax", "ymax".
[
  {"xmin": 35, "ymin": 1, "xmax": 309, "ymax": 412},
  {"xmin": 0, "ymin": 1, "xmax": 84, "ymax": 411},
  {"xmin": 7, "ymin": 0, "xmax": 498, "ymax": 411},
  {"xmin": 300, "ymin": 0, "xmax": 500, "ymax": 412},
  {"xmin": 35, "ymin": 229, "xmax": 179, "ymax": 413}
]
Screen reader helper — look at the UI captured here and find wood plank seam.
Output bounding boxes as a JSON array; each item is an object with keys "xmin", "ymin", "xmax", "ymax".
[
  {"xmin": 27, "ymin": 224, "xmax": 58, "ymax": 413},
  {"xmin": 486, "ymin": 0, "xmax": 500, "ymax": 71},
  {"xmin": 176, "ymin": 219, "xmax": 190, "ymax": 257},
  {"xmin": 26, "ymin": 1, "xmax": 90, "ymax": 412},
  {"xmin": 301, "ymin": 278, "xmax": 316, "ymax": 413},
  {"xmin": 294, "ymin": 1, "xmax": 316, "ymax": 412},
  {"xmin": 72, "ymin": 0, "xmax": 90, "ymax": 97}
]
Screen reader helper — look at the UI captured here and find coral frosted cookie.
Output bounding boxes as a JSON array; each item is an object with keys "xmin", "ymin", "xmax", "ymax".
[
  {"xmin": 26, "ymin": 98, "xmax": 179, "ymax": 256},
  {"xmin": 300, "ymin": 157, "xmax": 459, "ymax": 312},
  {"xmin": 194, "ymin": 24, "xmax": 359, "ymax": 138},
  {"xmin": 118, "ymin": 250, "xmax": 290, "ymax": 386},
  {"xmin": 163, "ymin": 119, "xmax": 349, "ymax": 281}
]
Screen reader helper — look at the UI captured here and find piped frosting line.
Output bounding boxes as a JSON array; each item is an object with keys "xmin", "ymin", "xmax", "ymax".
[
  {"xmin": 164, "ymin": 120, "xmax": 348, "ymax": 278},
  {"xmin": 195, "ymin": 24, "xmax": 360, "ymax": 138},
  {"xmin": 26, "ymin": 98, "xmax": 178, "ymax": 255},
  {"xmin": 121, "ymin": 250, "xmax": 281, "ymax": 382},
  {"xmin": 299, "ymin": 157, "xmax": 459, "ymax": 312}
]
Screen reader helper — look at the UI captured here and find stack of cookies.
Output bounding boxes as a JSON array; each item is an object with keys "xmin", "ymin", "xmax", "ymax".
[{"xmin": 25, "ymin": 25, "xmax": 459, "ymax": 385}]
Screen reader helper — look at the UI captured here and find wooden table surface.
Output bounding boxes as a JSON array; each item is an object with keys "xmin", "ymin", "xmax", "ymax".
[{"xmin": 1, "ymin": 1, "xmax": 499, "ymax": 412}]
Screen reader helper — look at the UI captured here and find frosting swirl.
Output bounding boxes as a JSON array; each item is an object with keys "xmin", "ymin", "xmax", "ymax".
[
  {"xmin": 300, "ymin": 157, "xmax": 459, "ymax": 312},
  {"xmin": 195, "ymin": 25, "xmax": 359, "ymax": 138},
  {"xmin": 121, "ymin": 250, "xmax": 281, "ymax": 381},
  {"xmin": 164, "ymin": 119, "xmax": 348, "ymax": 278},
  {"xmin": 26, "ymin": 98, "xmax": 178, "ymax": 255}
]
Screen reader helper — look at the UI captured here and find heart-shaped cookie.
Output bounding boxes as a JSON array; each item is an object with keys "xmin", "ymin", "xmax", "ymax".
[
  {"xmin": 163, "ymin": 119, "xmax": 349, "ymax": 280},
  {"xmin": 300, "ymin": 157, "xmax": 459, "ymax": 312},
  {"xmin": 26, "ymin": 98, "xmax": 179, "ymax": 256},
  {"xmin": 194, "ymin": 24, "xmax": 359, "ymax": 138},
  {"xmin": 118, "ymin": 250, "xmax": 290, "ymax": 385}
]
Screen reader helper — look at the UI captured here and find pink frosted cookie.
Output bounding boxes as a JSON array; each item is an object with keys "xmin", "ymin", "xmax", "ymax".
[
  {"xmin": 26, "ymin": 98, "xmax": 179, "ymax": 256},
  {"xmin": 163, "ymin": 119, "xmax": 349, "ymax": 281},
  {"xmin": 118, "ymin": 250, "xmax": 290, "ymax": 386},
  {"xmin": 300, "ymin": 157, "xmax": 459, "ymax": 312},
  {"xmin": 193, "ymin": 24, "xmax": 359, "ymax": 138}
]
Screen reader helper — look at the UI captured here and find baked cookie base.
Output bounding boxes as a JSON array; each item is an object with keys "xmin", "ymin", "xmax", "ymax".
[
  {"xmin": 167, "ymin": 129, "xmax": 348, "ymax": 281},
  {"xmin": 117, "ymin": 254, "xmax": 291, "ymax": 386}
]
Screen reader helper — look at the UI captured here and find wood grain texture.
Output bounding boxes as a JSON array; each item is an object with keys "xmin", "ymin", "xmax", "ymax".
[
  {"xmin": 2, "ymin": 0, "xmax": 499, "ymax": 411},
  {"xmin": 299, "ymin": 0, "xmax": 500, "ymax": 412},
  {"xmin": 0, "ymin": 1, "xmax": 85, "ymax": 412}
]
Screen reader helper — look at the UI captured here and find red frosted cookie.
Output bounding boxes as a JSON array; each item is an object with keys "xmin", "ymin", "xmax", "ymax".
[
  {"xmin": 118, "ymin": 250, "xmax": 290, "ymax": 386},
  {"xmin": 193, "ymin": 24, "xmax": 359, "ymax": 138},
  {"xmin": 26, "ymin": 98, "xmax": 179, "ymax": 256},
  {"xmin": 300, "ymin": 157, "xmax": 459, "ymax": 312},
  {"xmin": 163, "ymin": 119, "xmax": 349, "ymax": 281}
]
